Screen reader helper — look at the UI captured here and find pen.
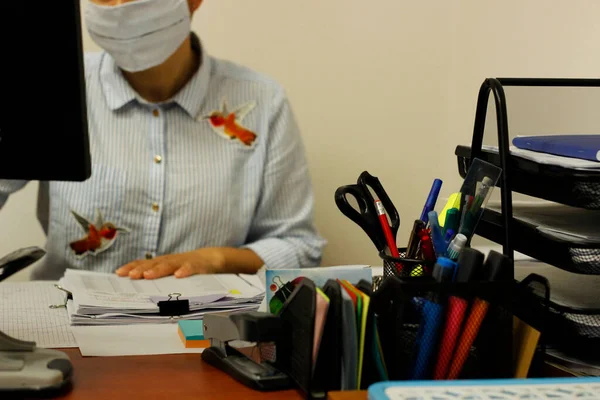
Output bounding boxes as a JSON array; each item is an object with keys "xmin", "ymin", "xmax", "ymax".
[
  {"xmin": 459, "ymin": 177, "xmax": 495, "ymax": 239},
  {"xmin": 459, "ymin": 194, "xmax": 473, "ymax": 228},
  {"xmin": 406, "ymin": 220, "xmax": 426, "ymax": 259},
  {"xmin": 420, "ymin": 179, "xmax": 442, "ymax": 225},
  {"xmin": 428, "ymin": 211, "xmax": 447, "ymax": 258},
  {"xmin": 446, "ymin": 233, "xmax": 467, "ymax": 261},
  {"xmin": 433, "ymin": 248, "xmax": 484, "ymax": 380},
  {"xmin": 375, "ymin": 200, "xmax": 402, "ymax": 272},
  {"xmin": 418, "ymin": 230, "xmax": 435, "ymax": 263},
  {"xmin": 411, "ymin": 257, "xmax": 455, "ymax": 379},
  {"xmin": 442, "ymin": 208, "xmax": 460, "ymax": 237},
  {"xmin": 446, "ymin": 250, "xmax": 511, "ymax": 379},
  {"xmin": 444, "ymin": 229, "xmax": 455, "ymax": 245}
]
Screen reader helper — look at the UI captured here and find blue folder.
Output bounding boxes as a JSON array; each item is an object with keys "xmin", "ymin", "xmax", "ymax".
[{"xmin": 513, "ymin": 134, "xmax": 600, "ymax": 162}]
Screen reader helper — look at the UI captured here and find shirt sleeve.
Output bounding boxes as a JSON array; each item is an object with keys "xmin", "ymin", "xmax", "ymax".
[
  {"xmin": 0, "ymin": 180, "xmax": 28, "ymax": 209},
  {"xmin": 242, "ymin": 87, "xmax": 327, "ymax": 269}
]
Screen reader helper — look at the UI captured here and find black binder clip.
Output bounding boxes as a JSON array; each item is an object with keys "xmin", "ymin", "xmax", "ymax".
[{"xmin": 157, "ymin": 293, "xmax": 190, "ymax": 316}]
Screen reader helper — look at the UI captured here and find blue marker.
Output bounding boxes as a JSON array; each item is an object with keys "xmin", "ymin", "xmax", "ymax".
[
  {"xmin": 428, "ymin": 211, "xmax": 447, "ymax": 257},
  {"xmin": 411, "ymin": 257, "xmax": 456, "ymax": 379},
  {"xmin": 420, "ymin": 179, "xmax": 442, "ymax": 224}
]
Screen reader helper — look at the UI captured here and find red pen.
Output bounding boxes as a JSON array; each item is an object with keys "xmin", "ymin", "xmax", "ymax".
[
  {"xmin": 375, "ymin": 200, "xmax": 402, "ymax": 271},
  {"xmin": 419, "ymin": 230, "xmax": 436, "ymax": 262}
]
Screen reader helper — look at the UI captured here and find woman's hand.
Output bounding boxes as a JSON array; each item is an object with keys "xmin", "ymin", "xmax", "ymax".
[{"xmin": 115, "ymin": 247, "xmax": 264, "ymax": 279}]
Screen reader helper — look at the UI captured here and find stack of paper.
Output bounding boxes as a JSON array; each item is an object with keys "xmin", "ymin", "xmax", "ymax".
[{"xmin": 61, "ymin": 270, "xmax": 264, "ymax": 326}]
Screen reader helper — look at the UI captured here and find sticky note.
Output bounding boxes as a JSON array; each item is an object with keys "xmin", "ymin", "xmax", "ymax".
[{"xmin": 178, "ymin": 320, "xmax": 210, "ymax": 348}]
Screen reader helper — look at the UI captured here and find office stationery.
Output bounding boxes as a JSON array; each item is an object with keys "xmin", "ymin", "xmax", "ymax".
[
  {"xmin": 340, "ymin": 280, "xmax": 369, "ymax": 389},
  {"xmin": 431, "ymin": 257, "xmax": 457, "ymax": 282},
  {"xmin": 513, "ymin": 315, "xmax": 541, "ymax": 378},
  {"xmin": 266, "ymin": 266, "xmax": 371, "ymax": 315},
  {"xmin": 375, "ymin": 200, "xmax": 401, "ymax": 261},
  {"xmin": 482, "ymin": 144, "xmax": 600, "ymax": 170},
  {"xmin": 178, "ymin": 320, "xmax": 210, "ymax": 348},
  {"xmin": 428, "ymin": 211, "xmax": 447, "ymax": 257},
  {"xmin": 418, "ymin": 230, "xmax": 435, "ymax": 262},
  {"xmin": 411, "ymin": 258, "xmax": 456, "ymax": 379},
  {"xmin": 420, "ymin": 179, "xmax": 442, "ymax": 224},
  {"xmin": 158, "ymin": 293, "xmax": 190, "ymax": 316},
  {"xmin": 0, "ymin": 282, "xmax": 77, "ymax": 348},
  {"xmin": 433, "ymin": 248, "xmax": 484, "ymax": 380},
  {"xmin": 202, "ymin": 312, "xmax": 290, "ymax": 391},
  {"xmin": 457, "ymin": 159, "xmax": 502, "ymax": 240},
  {"xmin": 71, "ymin": 323, "xmax": 205, "ymax": 356},
  {"xmin": 442, "ymin": 208, "xmax": 459, "ymax": 236},
  {"xmin": 446, "ymin": 233, "xmax": 467, "ymax": 261},
  {"xmin": 313, "ymin": 288, "xmax": 330, "ymax": 369},
  {"xmin": 410, "ymin": 299, "xmax": 444, "ymax": 380},
  {"xmin": 335, "ymin": 171, "xmax": 400, "ymax": 253},
  {"xmin": 268, "ymin": 276, "xmax": 297, "ymax": 314},
  {"xmin": 0, "ymin": 247, "xmax": 46, "ymax": 282},
  {"xmin": 368, "ymin": 377, "xmax": 600, "ymax": 400},
  {"xmin": 340, "ymin": 287, "xmax": 358, "ymax": 390},
  {"xmin": 513, "ymin": 134, "xmax": 600, "ymax": 162},
  {"xmin": 60, "ymin": 270, "xmax": 264, "ymax": 325},
  {"xmin": 339, "ymin": 279, "xmax": 361, "ymax": 335},
  {"xmin": 438, "ymin": 193, "xmax": 462, "ymax": 227},
  {"xmin": 316, "ymin": 280, "xmax": 344, "ymax": 391},
  {"xmin": 0, "ymin": 331, "xmax": 73, "ymax": 395},
  {"xmin": 406, "ymin": 220, "xmax": 426, "ymax": 259},
  {"xmin": 447, "ymin": 251, "xmax": 510, "ymax": 379},
  {"xmin": 444, "ymin": 229, "xmax": 455, "ymax": 245},
  {"xmin": 275, "ymin": 279, "xmax": 322, "ymax": 397},
  {"xmin": 355, "ymin": 280, "xmax": 387, "ymax": 388}
]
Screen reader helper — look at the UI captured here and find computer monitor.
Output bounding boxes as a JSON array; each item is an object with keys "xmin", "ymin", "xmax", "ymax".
[{"xmin": 0, "ymin": 1, "xmax": 91, "ymax": 181}]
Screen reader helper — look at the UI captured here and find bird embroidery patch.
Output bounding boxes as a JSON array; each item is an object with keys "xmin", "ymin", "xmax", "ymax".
[
  {"xmin": 69, "ymin": 209, "xmax": 129, "ymax": 258},
  {"xmin": 201, "ymin": 99, "xmax": 257, "ymax": 146}
]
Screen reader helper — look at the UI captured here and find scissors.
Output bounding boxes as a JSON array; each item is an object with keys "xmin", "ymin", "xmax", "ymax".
[{"xmin": 335, "ymin": 171, "xmax": 400, "ymax": 253}]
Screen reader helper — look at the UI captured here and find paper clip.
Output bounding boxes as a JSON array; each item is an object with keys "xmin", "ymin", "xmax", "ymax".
[
  {"xmin": 49, "ymin": 284, "xmax": 73, "ymax": 309},
  {"xmin": 158, "ymin": 292, "xmax": 190, "ymax": 316}
]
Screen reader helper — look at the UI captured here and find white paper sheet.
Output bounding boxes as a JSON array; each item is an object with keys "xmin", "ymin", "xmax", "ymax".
[
  {"xmin": 63, "ymin": 270, "xmax": 263, "ymax": 310},
  {"xmin": 0, "ymin": 282, "xmax": 77, "ymax": 348},
  {"xmin": 71, "ymin": 323, "xmax": 205, "ymax": 356}
]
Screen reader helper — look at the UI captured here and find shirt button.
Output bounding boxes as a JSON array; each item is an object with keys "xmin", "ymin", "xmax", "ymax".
[
  {"xmin": 152, "ymin": 202, "xmax": 160, "ymax": 212},
  {"xmin": 152, "ymin": 109, "xmax": 160, "ymax": 117},
  {"xmin": 154, "ymin": 155, "xmax": 162, "ymax": 164},
  {"xmin": 145, "ymin": 253, "xmax": 153, "ymax": 260}
]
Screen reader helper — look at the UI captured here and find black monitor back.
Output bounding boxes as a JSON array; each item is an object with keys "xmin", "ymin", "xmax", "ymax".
[{"xmin": 0, "ymin": 1, "xmax": 91, "ymax": 181}]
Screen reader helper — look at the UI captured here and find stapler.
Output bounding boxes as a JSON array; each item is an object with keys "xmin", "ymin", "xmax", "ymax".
[
  {"xmin": 201, "ymin": 311, "xmax": 291, "ymax": 391},
  {"xmin": 0, "ymin": 331, "xmax": 72, "ymax": 396}
]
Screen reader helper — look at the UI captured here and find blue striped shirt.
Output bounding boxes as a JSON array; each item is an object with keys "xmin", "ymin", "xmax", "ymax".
[{"xmin": 0, "ymin": 35, "xmax": 326, "ymax": 280}]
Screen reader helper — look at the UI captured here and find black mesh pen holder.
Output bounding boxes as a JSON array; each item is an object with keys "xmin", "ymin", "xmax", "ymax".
[
  {"xmin": 372, "ymin": 276, "xmax": 515, "ymax": 381},
  {"xmin": 380, "ymin": 248, "xmax": 435, "ymax": 279}
]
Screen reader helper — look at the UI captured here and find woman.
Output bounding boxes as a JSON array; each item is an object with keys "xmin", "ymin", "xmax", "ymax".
[{"xmin": 0, "ymin": 0, "xmax": 325, "ymax": 280}]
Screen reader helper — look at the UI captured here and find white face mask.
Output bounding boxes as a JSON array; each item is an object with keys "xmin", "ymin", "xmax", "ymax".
[{"xmin": 85, "ymin": 0, "xmax": 191, "ymax": 72}]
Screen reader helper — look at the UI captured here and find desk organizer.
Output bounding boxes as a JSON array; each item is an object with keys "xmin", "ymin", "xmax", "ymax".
[
  {"xmin": 457, "ymin": 77, "xmax": 600, "ymax": 362},
  {"xmin": 380, "ymin": 248, "xmax": 435, "ymax": 279},
  {"xmin": 371, "ymin": 276, "xmax": 536, "ymax": 381}
]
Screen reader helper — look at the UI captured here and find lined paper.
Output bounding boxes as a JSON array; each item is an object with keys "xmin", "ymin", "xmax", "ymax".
[{"xmin": 0, "ymin": 282, "xmax": 77, "ymax": 348}]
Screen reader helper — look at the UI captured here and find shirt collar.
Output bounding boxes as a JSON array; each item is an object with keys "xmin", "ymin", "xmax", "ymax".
[
  {"xmin": 99, "ymin": 33, "xmax": 212, "ymax": 118},
  {"xmin": 172, "ymin": 33, "xmax": 212, "ymax": 119}
]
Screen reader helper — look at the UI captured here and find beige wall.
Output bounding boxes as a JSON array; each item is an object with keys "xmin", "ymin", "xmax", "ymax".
[{"xmin": 3, "ymin": 1, "xmax": 600, "ymax": 280}]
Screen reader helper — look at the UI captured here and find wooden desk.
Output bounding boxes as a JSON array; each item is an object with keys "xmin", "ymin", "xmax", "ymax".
[
  {"xmin": 328, "ymin": 390, "xmax": 368, "ymax": 400},
  {"xmin": 55, "ymin": 349, "xmax": 302, "ymax": 400}
]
